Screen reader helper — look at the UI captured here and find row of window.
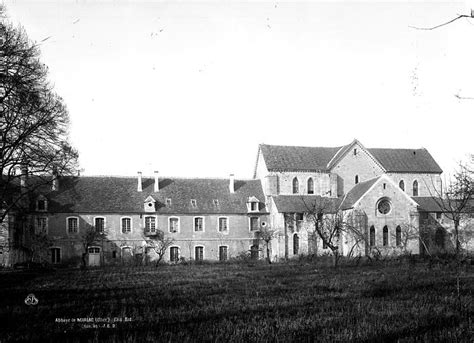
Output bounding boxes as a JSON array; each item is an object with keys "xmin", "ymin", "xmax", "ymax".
[
  {"xmin": 368, "ymin": 225, "xmax": 403, "ymax": 247},
  {"xmin": 169, "ymin": 246, "xmax": 229, "ymax": 262},
  {"xmin": 292, "ymin": 177, "xmax": 327, "ymax": 195},
  {"xmin": 61, "ymin": 216, "xmax": 261, "ymax": 234},
  {"xmin": 399, "ymin": 180, "xmax": 419, "ymax": 196},
  {"xmin": 48, "ymin": 245, "xmax": 230, "ymax": 264}
]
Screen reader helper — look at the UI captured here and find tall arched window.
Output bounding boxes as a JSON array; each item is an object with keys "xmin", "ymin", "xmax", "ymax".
[
  {"xmin": 413, "ymin": 180, "xmax": 419, "ymax": 196},
  {"xmin": 383, "ymin": 226, "xmax": 388, "ymax": 246},
  {"xmin": 396, "ymin": 226, "xmax": 401, "ymax": 246},
  {"xmin": 399, "ymin": 180, "xmax": 405, "ymax": 191},
  {"xmin": 355, "ymin": 175, "xmax": 359, "ymax": 184},
  {"xmin": 307, "ymin": 178, "xmax": 314, "ymax": 194},
  {"xmin": 369, "ymin": 226, "xmax": 375, "ymax": 246},
  {"xmin": 292, "ymin": 177, "xmax": 299, "ymax": 194},
  {"xmin": 293, "ymin": 233, "xmax": 299, "ymax": 255}
]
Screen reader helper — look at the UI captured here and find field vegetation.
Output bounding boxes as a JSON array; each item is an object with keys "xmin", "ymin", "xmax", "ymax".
[{"xmin": 0, "ymin": 256, "xmax": 473, "ymax": 342}]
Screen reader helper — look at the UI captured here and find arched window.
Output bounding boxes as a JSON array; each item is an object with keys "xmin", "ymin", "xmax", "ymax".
[
  {"xmin": 355, "ymin": 175, "xmax": 359, "ymax": 184},
  {"xmin": 293, "ymin": 234, "xmax": 299, "ymax": 255},
  {"xmin": 396, "ymin": 226, "xmax": 401, "ymax": 246},
  {"xmin": 399, "ymin": 180, "xmax": 405, "ymax": 191},
  {"xmin": 369, "ymin": 226, "xmax": 375, "ymax": 246},
  {"xmin": 383, "ymin": 226, "xmax": 388, "ymax": 246},
  {"xmin": 292, "ymin": 177, "xmax": 299, "ymax": 194},
  {"xmin": 307, "ymin": 178, "xmax": 314, "ymax": 194},
  {"xmin": 413, "ymin": 180, "xmax": 419, "ymax": 196}
]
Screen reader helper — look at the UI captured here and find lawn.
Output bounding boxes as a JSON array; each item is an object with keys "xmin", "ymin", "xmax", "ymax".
[{"xmin": 0, "ymin": 259, "xmax": 473, "ymax": 342}]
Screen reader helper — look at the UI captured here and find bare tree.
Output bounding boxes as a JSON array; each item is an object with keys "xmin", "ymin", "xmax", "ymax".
[
  {"xmin": 27, "ymin": 231, "xmax": 53, "ymax": 264},
  {"xmin": 144, "ymin": 230, "xmax": 174, "ymax": 266},
  {"xmin": 409, "ymin": 9, "xmax": 474, "ymax": 30},
  {"xmin": 431, "ymin": 161, "xmax": 474, "ymax": 255},
  {"xmin": 257, "ymin": 226, "xmax": 277, "ymax": 264},
  {"xmin": 0, "ymin": 5, "xmax": 78, "ymax": 224}
]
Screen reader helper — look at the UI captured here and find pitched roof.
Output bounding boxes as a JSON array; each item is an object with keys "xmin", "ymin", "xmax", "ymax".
[
  {"xmin": 273, "ymin": 195, "xmax": 341, "ymax": 213},
  {"xmin": 368, "ymin": 148, "xmax": 442, "ymax": 173},
  {"xmin": 39, "ymin": 176, "xmax": 266, "ymax": 214},
  {"xmin": 339, "ymin": 177, "xmax": 381, "ymax": 210},
  {"xmin": 413, "ymin": 197, "xmax": 474, "ymax": 213},
  {"xmin": 259, "ymin": 144, "xmax": 342, "ymax": 172},
  {"xmin": 259, "ymin": 143, "xmax": 442, "ymax": 174}
]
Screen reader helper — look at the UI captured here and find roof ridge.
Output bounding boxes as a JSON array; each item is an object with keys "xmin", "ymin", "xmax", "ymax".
[
  {"xmin": 261, "ymin": 143, "xmax": 343, "ymax": 149},
  {"xmin": 69, "ymin": 175, "xmax": 258, "ymax": 181}
]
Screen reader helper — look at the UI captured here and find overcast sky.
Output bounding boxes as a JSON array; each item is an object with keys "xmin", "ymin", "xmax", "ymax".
[{"xmin": 3, "ymin": 0, "xmax": 474, "ymax": 179}]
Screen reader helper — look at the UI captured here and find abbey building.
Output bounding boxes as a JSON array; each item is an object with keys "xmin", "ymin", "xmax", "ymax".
[{"xmin": 1, "ymin": 139, "xmax": 470, "ymax": 267}]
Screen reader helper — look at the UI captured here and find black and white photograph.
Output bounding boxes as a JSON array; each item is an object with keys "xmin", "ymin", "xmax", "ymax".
[{"xmin": 1, "ymin": 0, "xmax": 473, "ymax": 341}]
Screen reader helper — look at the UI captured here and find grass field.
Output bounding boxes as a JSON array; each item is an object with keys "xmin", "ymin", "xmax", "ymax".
[{"xmin": 0, "ymin": 259, "xmax": 473, "ymax": 342}]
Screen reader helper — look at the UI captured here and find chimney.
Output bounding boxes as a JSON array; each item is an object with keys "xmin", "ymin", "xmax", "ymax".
[
  {"xmin": 20, "ymin": 165, "xmax": 28, "ymax": 188},
  {"xmin": 229, "ymin": 174, "xmax": 235, "ymax": 193},
  {"xmin": 154, "ymin": 171, "xmax": 159, "ymax": 192},
  {"xmin": 52, "ymin": 167, "xmax": 58, "ymax": 191},
  {"xmin": 137, "ymin": 171, "xmax": 142, "ymax": 192}
]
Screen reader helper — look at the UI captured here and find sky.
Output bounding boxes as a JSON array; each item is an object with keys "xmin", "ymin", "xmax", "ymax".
[{"xmin": 3, "ymin": 0, "xmax": 474, "ymax": 179}]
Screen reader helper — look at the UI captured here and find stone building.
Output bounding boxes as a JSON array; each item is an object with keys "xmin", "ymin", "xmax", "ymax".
[{"xmin": 1, "ymin": 138, "xmax": 472, "ymax": 266}]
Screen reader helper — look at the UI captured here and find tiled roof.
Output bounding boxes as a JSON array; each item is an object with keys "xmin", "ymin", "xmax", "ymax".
[
  {"xmin": 273, "ymin": 195, "xmax": 341, "ymax": 213},
  {"xmin": 39, "ymin": 176, "xmax": 267, "ymax": 214},
  {"xmin": 339, "ymin": 177, "xmax": 381, "ymax": 210},
  {"xmin": 259, "ymin": 144, "xmax": 342, "ymax": 172},
  {"xmin": 259, "ymin": 143, "xmax": 442, "ymax": 174},
  {"xmin": 368, "ymin": 148, "xmax": 442, "ymax": 173},
  {"xmin": 413, "ymin": 197, "xmax": 474, "ymax": 213}
]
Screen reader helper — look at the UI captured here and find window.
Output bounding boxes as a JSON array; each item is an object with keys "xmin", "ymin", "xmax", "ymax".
[
  {"xmin": 395, "ymin": 226, "xmax": 401, "ymax": 246},
  {"xmin": 292, "ymin": 177, "xmax": 299, "ymax": 194},
  {"xmin": 369, "ymin": 226, "xmax": 375, "ymax": 246},
  {"xmin": 383, "ymin": 226, "xmax": 388, "ymax": 246},
  {"xmin": 169, "ymin": 217, "xmax": 179, "ymax": 233},
  {"xmin": 191, "ymin": 199, "xmax": 197, "ymax": 208},
  {"xmin": 213, "ymin": 199, "xmax": 219, "ymax": 208},
  {"xmin": 112, "ymin": 251, "xmax": 117, "ymax": 258},
  {"xmin": 249, "ymin": 217, "xmax": 259, "ymax": 231},
  {"xmin": 307, "ymin": 178, "xmax": 314, "ymax": 194},
  {"xmin": 353, "ymin": 148, "xmax": 357, "ymax": 155},
  {"xmin": 166, "ymin": 198, "xmax": 172, "ymax": 207},
  {"xmin": 399, "ymin": 180, "xmax": 405, "ymax": 191},
  {"xmin": 36, "ymin": 217, "xmax": 47, "ymax": 234},
  {"xmin": 170, "ymin": 247, "xmax": 179, "ymax": 262},
  {"xmin": 413, "ymin": 180, "xmax": 419, "ymax": 196},
  {"xmin": 250, "ymin": 201, "xmax": 259, "ymax": 212},
  {"xmin": 293, "ymin": 234, "xmax": 299, "ymax": 255},
  {"xmin": 145, "ymin": 216, "xmax": 156, "ymax": 233},
  {"xmin": 218, "ymin": 217, "xmax": 228, "ymax": 232},
  {"xmin": 51, "ymin": 247, "xmax": 61, "ymax": 264},
  {"xmin": 377, "ymin": 199, "xmax": 391, "ymax": 215},
  {"xmin": 121, "ymin": 217, "xmax": 131, "ymax": 233},
  {"xmin": 383, "ymin": 183, "xmax": 386, "ymax": 189},
  {"xmin": 295, "ymin": 213, "xmax": 303, "ymax": 230},
  {"xmin": 355, "ymin": 175, "xmax": 359, "ymax": 184},
  {"xmin": 436, "ymin": 212, "xmax": 442, "ymax": 220},
  {"xmin": 195, "ymin": 246, "xmax": 203, "ymax": 261},
  {"xmin": 67, "ymin": 217, "xmax": 78, "ymax": 234},
  {"xmin": 88, "ymin": 247, "xmax": 100, "ymax": 254},
  {"xmin": 37, "ymin": 199, "xmax": 47, "ymax": 211},
  {"xmin": 194, "ymin": 217, "xmax": 204, "ymax": 232},
  {"xmin": 94, "ymin": 217, "xmax": 105, "ymax": 233},
  {"xmin": 219, "ymin": 246, "xmax": 228, "ymax": 261}
]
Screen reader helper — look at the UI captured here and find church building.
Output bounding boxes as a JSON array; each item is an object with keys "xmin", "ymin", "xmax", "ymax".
[{"xmin": 1, "ymin": 138, "xmax": 470, "ymax": 267}]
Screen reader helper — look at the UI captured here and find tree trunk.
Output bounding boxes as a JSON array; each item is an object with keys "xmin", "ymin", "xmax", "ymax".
[
  {"xmin": 284, "ymin": 221, "xmax": 288, "ymax": 261},
  {"xmin": 332, "ymin": 248, "xmax": 339, "ymax": 268},
  {"xmin": 454, "ymin": 220, "xmax": 460, "ymax": 254},
  {"xmin": 266, "ymin": 244, "xmax": 271, "ymax": 264}
]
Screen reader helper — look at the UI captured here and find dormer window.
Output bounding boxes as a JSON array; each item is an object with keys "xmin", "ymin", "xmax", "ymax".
[
  {"xmin": 353, "ymin": 148, "xmax": 357, "ymax": 155},
  {"xmin": 166, "ymin": 198, "xmax": 172, "ymax": 207},
  {"xmin": 213, "ymin": 199, "xmax": 219, "ymax": 207},
  {"xmin": 247, "ymin": 196, "xmax": 260, "ymax": 212},
  {"xmin": 191, "ymin": 199, "xmax": 197, "ymax": 208},
  {"xmin": 144, "ymin": 195, "xmax": 156, "ymax": 212},
  {"xmin": 36, "ymin": 196, "xmax": 47, "ymax": 211}
]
